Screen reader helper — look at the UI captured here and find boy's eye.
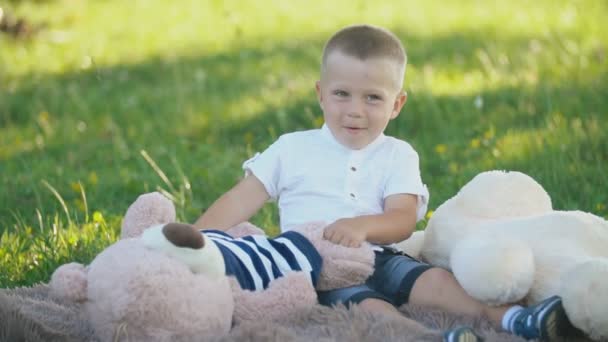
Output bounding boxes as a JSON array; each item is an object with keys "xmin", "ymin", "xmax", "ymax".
[
  {"xmin": 333, "ymin": 90, "xmax": 348, "ymax": 97},
  {"xmin": 367, "ymin": 94, "xmax": 382, "ymax": 101}
]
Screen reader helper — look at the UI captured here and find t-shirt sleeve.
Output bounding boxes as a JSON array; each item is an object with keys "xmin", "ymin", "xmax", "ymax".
[
  {"xmin": 384, "ymin": 143, "xmax": 430, "ymax": 222},
  {"xmin": 242, "ymin": 136, "xmax": 286, "ymax": 200}
]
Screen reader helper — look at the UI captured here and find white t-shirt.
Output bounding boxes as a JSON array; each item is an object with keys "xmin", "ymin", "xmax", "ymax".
[{"xmin": 243, "ymin": 124, "xmax": 429, "ymax": 233}]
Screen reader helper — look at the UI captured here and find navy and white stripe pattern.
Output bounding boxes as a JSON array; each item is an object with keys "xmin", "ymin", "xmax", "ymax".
[{"xmin": 203, "ymin": 229, "xmax": 323, "ymax": 291}]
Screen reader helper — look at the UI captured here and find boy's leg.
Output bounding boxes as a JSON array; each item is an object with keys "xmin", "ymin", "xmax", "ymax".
[
  {"xmin": 317, "ymin": 286, "xmax": 477, "ymax": 342},
  {"xmin": 408, "ymin": 267, "xmax": 580, "ymax": 340},
  {"xmin": 317, "ymin": 250, "xmax": 431, "ymax": 318},
  {"xmin": 358, "ymin": 297, "xmax": 404, "ymax": 317},
  {"xmin": 408, "ymin": 267, "xmax": 510, "ymax": 324},
  {"xmin": 318, "ymin": 284, "xmax": 417, "ymax": 318},
  {"xmin": 354, "ymin": 250, "xmax": 481, "ymax": 342},
  {"xmin": 358, "ymin": 299, "xmax": 482, "ymax": 342},
  {"xmin": 318, "ymin": 282, "xmax": 394, "ymax": 310}
]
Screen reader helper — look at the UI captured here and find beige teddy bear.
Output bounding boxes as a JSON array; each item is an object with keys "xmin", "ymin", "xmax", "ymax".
[
  {"xmin": 49, "ymin": 192, "xmax": 376, "ymax": 341},
  {"xmin": 396, "ymin": 170, "xmax": 608, "ymax": 341}
]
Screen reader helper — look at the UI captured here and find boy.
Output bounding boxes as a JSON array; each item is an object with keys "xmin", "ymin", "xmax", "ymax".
[{"xmin": 194, "ymin": 24, "xmax": 577, "ymax": 341}]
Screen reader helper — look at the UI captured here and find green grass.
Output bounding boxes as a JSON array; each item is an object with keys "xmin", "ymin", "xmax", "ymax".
[{"xmin": 1, "ymin": 0, "xmax": 607, "ymax": 288}]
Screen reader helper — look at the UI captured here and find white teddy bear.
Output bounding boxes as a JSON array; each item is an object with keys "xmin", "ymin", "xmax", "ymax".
[{"xmin": 395, "ymin": 170, "xmax": 608, "ymax": 341}]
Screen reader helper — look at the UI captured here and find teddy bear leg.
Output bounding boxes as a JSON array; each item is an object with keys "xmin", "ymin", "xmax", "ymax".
[
  {"xmin": 121, "ymin": 192, "xmax": 176, "ymax": 239},
  {"xmin": 559, "ymin": 259, "xmax": 608, "ymax": 341},
  {"xmin": 450, "ymin": 237, "xmax": 535, "ymax": 306}
]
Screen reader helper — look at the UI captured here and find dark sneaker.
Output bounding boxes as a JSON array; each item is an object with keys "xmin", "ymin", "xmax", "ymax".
[
  {"xmin": 443, "ymin": 326, "xmax": 482, "ymax": 342},
  {"xmin": 510, "ymin": 295, "xmax": 578, "ymax": 340}
]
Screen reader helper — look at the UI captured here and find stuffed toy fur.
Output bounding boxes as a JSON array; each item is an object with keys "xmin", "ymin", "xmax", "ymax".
[
  {"xmin": 395, "ymin": 170, "xmax": 608, "ymax": 341},
  {"xmin": 50, "ymin": 192, "xmax": 375, "ymax": 341}
]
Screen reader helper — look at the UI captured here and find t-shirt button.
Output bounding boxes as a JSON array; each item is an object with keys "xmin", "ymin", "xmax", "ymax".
[
  {"xmin": 350, "ymin": 166, "xmax": 357, "ymax": 171},
  {"xmin": 350, "ymin": 193, "xmax": 356, "ymax": 198}
]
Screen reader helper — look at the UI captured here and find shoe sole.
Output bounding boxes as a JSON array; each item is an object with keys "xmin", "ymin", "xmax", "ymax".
[
  {"xmin": 444, "ymin": 327, "xmax": 481, "ymax": 342},
  {"xmin": 539, "ymin": 296, "xmax": 579, "ymax": 340}
]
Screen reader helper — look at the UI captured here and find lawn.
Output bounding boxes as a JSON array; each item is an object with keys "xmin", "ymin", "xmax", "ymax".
[{"xmin": 1, "ymin": 0, "xmax": 606, "ymax": 288}]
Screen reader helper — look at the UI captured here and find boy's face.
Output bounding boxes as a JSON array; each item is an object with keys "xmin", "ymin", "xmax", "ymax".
[{"xmin": 316, "ymin": 50, "xmax": 407, "ymax": 150}]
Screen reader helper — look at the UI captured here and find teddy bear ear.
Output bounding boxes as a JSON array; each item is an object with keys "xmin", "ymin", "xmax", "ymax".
[
  {"xmin": 121, "ymin": 192, "xmax": 176, "ymax": 239},
  {"xmin": 49, "ymin": 262, "xmax": 88, "ymax": 302}
]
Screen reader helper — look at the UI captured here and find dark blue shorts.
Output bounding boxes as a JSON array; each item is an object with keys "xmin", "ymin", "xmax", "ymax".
[{"xmin": 317, "ymin": 247, "xmax": 432, "ymax": 307}]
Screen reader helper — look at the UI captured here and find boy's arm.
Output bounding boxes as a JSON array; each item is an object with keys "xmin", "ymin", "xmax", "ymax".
[
  {"xmin": 323, "ymin": 193, "xmax": 418, "ymax": 247},
  {"xmin": 194, "ymin": 175, "xmax": 270, "ymax": 231}
]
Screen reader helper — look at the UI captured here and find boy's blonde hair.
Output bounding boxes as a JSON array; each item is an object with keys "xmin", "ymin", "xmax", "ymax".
[{"xmin": 321, "ymin": 24, "xmax": 407, "ymax": 89}]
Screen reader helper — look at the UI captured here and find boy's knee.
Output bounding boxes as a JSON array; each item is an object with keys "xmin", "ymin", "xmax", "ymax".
[
  {"xmin": 414, "ymin": 267, "xmax": 458, "ymax": 295},
  {"xmin": 360, "ymin": 297, "xmax": 390, "ymax": 307},
  {"xmin": 358, "ymin": 297, "xmax": 399, "ymax": 314}
]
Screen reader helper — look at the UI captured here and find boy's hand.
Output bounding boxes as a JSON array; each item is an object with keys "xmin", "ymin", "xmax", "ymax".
[{"xmin": 323, "ymin": 218, "xmax": 367, "ymax": 248}]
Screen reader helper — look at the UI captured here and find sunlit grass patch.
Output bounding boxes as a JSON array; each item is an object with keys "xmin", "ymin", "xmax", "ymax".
[{"xmin": 0, "ymin": 209, "xmax": 119, "ymax": 287}]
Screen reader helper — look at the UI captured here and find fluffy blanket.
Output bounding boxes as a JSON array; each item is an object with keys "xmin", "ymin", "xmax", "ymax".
[{"xmin": 0, "ymin": 284, "xmax": 591, "ymax": 342}]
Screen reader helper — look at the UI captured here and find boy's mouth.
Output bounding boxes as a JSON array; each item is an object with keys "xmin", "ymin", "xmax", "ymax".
[{"xmin": 344, "ymin": 126, "xmax": 365, "ymax": 133}]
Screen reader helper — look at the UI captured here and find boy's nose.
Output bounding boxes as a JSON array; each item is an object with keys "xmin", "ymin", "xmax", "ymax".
[{"xmin": 346, "ymin": 100, "xmax": 364, "ymax": 118}]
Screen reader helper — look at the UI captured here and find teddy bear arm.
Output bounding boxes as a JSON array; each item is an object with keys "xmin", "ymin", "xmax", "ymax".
[
  {"xmin": 317, "ymin": 258, "xmax": 374, "ymax": 291},
  {"xmin": 231, "ymin": 272, "xmax": 317, "ymax": 324},
  {"xmin": 312, "ymin": 239, "xmax": 375, "ymax": 291}
]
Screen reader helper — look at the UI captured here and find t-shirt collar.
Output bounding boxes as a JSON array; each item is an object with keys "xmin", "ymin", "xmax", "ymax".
[{"xmin": 320, "ymin": 124, "xmax": 386, "ymax": 152}]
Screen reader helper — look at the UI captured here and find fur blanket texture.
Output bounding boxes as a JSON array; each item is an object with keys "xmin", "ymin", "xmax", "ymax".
[{"xmin": 2, "ymin": 283, "xmax": 596, "ymax": 342}]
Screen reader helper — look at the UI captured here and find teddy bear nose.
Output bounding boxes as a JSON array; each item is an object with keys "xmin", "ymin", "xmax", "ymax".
[{"xmin": 162, "ymin": 223, "xmax": 205, "ymax": 249}]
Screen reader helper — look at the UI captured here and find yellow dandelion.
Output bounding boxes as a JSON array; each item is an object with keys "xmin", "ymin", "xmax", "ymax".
[
  {"xmin": 88, "ymin": 172, "xmax": 98, "ymax": 186},
  {"xmin": 434, "ymin": 144, "xmax": 447, "ymax": 154},
  {"xmin": 38, "ymin": 111, "xmax": 50, "ymax": 122},
  {"xmin": 70, "ymin": 181, "xmax": 82, "ymax": 193},
  {"xmin": 93, "ymin": 211, "xmax": 104, "ymax": 223},
  {"xmin": 470, "ymin": 138, "xmax": 481, "ymax": 148},
  {"xmin": 425, "ymin": 210, "xmax": 434, "ymax": 220},
  {"xmin": 449, "ymin": 162, "xmax": 459, "ymax": 174},
  {"xmin": 484, "ymin": 128, "xmax": 495, "ymax": 140},
  {"xmin": 68, "ymin": 235, "xmax": 78, "ymax": 246}
]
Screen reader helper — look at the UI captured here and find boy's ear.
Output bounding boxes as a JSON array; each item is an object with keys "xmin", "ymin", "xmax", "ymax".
[
  {"xmin": 315, "ymin": 81, "xmax": 323, "ymax": 108},
  {"xmin": 391, "ymin": 90, "xmax": 407, "ymax": 119}
]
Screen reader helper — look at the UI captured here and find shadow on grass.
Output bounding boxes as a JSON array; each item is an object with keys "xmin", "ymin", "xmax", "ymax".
[
  {"xmin": 1, "ymin": 28, "xmax": 606, "ymax": 230},
  {"xmin": 3, "ymin": 26, "xmax": 590, "ymax": 127}
]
